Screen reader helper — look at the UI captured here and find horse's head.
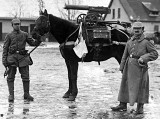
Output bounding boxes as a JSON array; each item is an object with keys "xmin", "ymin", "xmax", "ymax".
[{"xmin": 31, "ymin": 9, "xmax": 50, "ymax": 39}]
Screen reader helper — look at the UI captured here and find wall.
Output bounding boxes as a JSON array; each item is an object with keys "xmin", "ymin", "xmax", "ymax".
[
  {"xmin": 105, "ymin": 0, "xmax": 130, "ymax": 22},
  {"xmin": 143, "ymin": 22, "xmax": 160, "ymax": 33}
]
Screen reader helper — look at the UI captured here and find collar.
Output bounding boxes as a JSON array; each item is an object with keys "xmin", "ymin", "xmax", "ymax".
[
  {"xmin": 12, "ymin": 30, "xmax": 22, "ymax": 34},
  {"xmin": 131, "ymin": 34, "xmax": 145, "ymax": 42}
]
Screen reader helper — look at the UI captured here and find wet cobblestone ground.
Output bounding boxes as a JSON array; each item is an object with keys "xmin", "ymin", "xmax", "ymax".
[{"xmin": 0, "ymin": 42, "xmax": 160, "ymax": 119}]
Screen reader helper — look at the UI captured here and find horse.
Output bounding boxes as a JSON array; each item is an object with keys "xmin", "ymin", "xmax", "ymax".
[{"xmin": 31, "ymin": 9, "xmax": 130, "ymax": 101}]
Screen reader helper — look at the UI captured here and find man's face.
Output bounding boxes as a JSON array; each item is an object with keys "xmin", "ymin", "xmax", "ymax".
[
  {"xmin": 12, "ymin": 23, "xmax": 20, "ymax": 31},
  {"xmin": 133, "ymin": 27, "xmax": 143, "ymax": 36}
]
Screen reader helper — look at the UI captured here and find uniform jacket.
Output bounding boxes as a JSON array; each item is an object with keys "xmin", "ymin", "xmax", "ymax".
[
  {"xmin": 118, "ymin": 34, "xmax": 158, "ymax": 106},
  {"xmin": 2, "ymin": 30, "xmax": 41, "ymax": 67}
]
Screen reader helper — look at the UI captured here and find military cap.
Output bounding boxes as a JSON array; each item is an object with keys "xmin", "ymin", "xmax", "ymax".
[
  {"xmin": 132, "ymin": 21, "xmax": 143, "ymax": 28},
  {"xmin": 11, "ymin": 18, "xmax": 21, "ymax": 24}
]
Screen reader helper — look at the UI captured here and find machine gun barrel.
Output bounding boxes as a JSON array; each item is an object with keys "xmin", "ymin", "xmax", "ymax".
[
  {"xmin": 64, "ymin": 5, "xmax": 111, "ymax": 14},
  {"xmin": 64, "ymin": 5, "xmax": 90, "ymax": 10}
]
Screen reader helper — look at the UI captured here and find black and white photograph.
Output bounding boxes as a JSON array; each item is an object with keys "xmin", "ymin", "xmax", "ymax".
[{"xmin": 0, "ymin": 0, "xmax": 160, "ymax": 119}]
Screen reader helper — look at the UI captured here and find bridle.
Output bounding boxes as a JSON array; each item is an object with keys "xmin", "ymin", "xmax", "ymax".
[{"xmin": 34, "ymin": 14, "xmax": 50, "ymax": 37}]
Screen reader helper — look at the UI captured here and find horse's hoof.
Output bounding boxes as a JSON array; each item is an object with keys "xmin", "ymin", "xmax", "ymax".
[
  {"xmin": 67, "ymin": 95, "xmax": 76, "ymax": 101},
  {"xmin": 62, "ymin": 93, "xmax": 70, "ymax": 98}
]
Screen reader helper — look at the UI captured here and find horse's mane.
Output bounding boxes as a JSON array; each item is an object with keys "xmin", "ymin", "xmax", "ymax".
[
  {"xmin": 48, "ymin": 14, "xmax": 78, "ymax": 43},
  {"xmin": 49, "ymin": 14, "xmax": 76, "ymax": 27}
]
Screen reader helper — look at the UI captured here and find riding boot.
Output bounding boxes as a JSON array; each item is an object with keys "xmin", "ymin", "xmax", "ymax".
[
  {"xmin": 111, "ymin": 102, "xmax": 127, "ymax": 111},
  {"xmin": 23, "ymin": 81, "xmax": 34, "ymax": 101},
  {"xmin": 136, "ymin": 103, "xmax": 144, "ymax": 114},
  {"xmin": 7, "ymin": 81, "xmax": 14, "ymax": 102}
]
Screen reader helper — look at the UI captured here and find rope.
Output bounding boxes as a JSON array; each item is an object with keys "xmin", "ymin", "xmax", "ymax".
[{"xmin": 64, "ymin": 24, "xmax": 80, "ymax": 44}]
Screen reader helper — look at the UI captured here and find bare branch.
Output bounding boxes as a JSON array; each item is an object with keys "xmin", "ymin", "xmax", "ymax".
[
  {"xmin": 37, "ymin": 0, "xmax": 45, "ymax": 13},
  {"xmin": 54, "ymin": 0, "xmax": 83, "ymax": 20},
  {"xmin": 6, "ymin": 0, "xmax": 25, "ymax": 18}
]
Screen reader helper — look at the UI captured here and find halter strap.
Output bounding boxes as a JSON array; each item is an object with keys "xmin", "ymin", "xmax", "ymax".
[{"xmin": 35, "ymin": 14, "xmax": 50, "ymax": 37}]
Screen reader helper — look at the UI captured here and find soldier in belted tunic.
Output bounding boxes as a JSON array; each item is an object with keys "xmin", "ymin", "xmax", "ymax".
[
  {"xmin": 111, "ymin": 21, "xmax": 158, "ymax": 114},
  {"xmin": 2, "ymin": 18, "xmax": 41, "ymax": 102}
]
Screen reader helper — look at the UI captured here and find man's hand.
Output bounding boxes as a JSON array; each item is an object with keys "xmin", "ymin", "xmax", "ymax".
[
  {"xmin": 138, "ymin": 57, "xmax": 143, "ymax": 63},
  {"xmin": 112, "ymin": 41, "xmax": 120, "ymax": 45},
  {"xmin": 3, "ymin": 62, "xmax": 8, "ymax": 68},
  {"xmin": 4, "ymin": 67, "xmax": 9, "ymax": 78},
  {"xmin": 119, "ymin": 68, "xmax": 123, "ymax": 74}
]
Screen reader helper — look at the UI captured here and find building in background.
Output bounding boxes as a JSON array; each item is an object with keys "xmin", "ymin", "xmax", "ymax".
[
  {"xmin": 0, "ymin": 17, "xmax": 36, "ymax": 41},
  {"xmin": 106, "ymin": 0, "xmax": 160, "ymax": 34},
  {"xmin": 0, "ymin": 17, "xmax": 56, "ymax": 42}
]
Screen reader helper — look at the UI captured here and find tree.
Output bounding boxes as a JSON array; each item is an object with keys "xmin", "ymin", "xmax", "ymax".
[
  {"xmin": 55, "ymin": 0, "xmax": 83, "ymax": 20},
  {"xmin": 5, "ymin": 0, "xmax": 39, "ymax": 18},
  {"xmin": 37, "ymin": 0, "xmax": 45, "ymax": 13},
  {"xmin": 6, "ymin": 0, "xmax": 25, "ymax": 18}
]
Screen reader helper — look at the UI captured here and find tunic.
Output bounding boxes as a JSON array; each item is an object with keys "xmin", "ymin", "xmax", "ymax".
[
  {"xmin": 118, "ymin": 34, "xmax": 158, "ymax": 106},
  {"xmin": 2, "ymin": 30, "xmax": 40, "ymax": 67}
]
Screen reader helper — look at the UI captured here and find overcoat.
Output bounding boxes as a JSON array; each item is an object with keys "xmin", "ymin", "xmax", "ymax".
[
  {"xmin": 118, "ymin": 34, "xmax": 158, "ymax": 106},
  {"xmin": 2, "ymin": 30, "xmax": 40, "ymax": 67}
]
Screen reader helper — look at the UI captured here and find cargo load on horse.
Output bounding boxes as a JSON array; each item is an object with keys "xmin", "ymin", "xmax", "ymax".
[
  {"xmin": 64, "ymin": 5, "xmax": 131, "ymax": 47},
  {"xmin": 64, "ymin": 5, "xmax": 131, "ymax": 64}
]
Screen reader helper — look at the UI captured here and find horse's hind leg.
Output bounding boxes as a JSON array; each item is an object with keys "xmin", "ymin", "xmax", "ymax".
[{"xmin": 63, "ymin": 60, "xmax": 78, "ymax": 101}]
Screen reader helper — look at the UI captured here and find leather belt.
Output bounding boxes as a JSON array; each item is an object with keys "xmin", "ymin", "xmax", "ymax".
[
  {"xmin": 9, "ymin": 50, "xmax": 28, "ymax": 55},
  {"xmin": 129, "ymin": 54, "xmax": 140, "ymax": 59}
]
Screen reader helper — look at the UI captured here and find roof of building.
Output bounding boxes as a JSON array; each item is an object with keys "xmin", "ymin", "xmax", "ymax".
[
  {"xmin": 0, "ymin": 17, "xmax": 37, "ymax": 21},
  {"xmin": 108, "ymin": 0, "xmax": 160, "ymax": 22}
]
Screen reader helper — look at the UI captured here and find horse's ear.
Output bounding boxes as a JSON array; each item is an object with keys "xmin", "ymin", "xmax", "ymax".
[
  {"xmin": 44, "ymin": 9, "xmax": 48, "ymax": 16},
  {"xmin": 39, "ymin": 10, "xmax": 43, "ymax": 15}
]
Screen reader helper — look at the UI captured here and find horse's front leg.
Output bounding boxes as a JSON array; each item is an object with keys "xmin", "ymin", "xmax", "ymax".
[
  {"xmin": 63, "ymin": 60, "xmax": 78, "ymax": 101},
  {"xmin": 62, "ymin": 60, "xmax": 72, "ymax": 98},
  {"xmin": 68, "ymin": 60, "xmax": 78, "ymax": 101}
]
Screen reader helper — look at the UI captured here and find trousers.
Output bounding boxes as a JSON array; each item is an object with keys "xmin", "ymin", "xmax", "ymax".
[{"xmin": 7, "ymin": 66, "xmax": 29, "ymax": 82}]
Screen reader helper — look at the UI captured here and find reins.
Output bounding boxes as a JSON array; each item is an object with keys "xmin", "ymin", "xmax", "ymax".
[{"xmin": 35, "ymin": 14, "xmax": 50, "ymax": 37}]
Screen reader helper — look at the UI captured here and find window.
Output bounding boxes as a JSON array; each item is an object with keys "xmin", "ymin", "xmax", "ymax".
[
  {"xmin": 154, "ymin": 25, "xmax": 159, "ymax": 32},
  {"xmin": 118, "ymin": 8, "xmax": 121, "ymax": 18},
  {"xmin": 30, "ymin": 24, "xmax": 35, "ymax": 33},
  {"xmin": 112, "ymin": 9, "xmax": 115, "ymax": 19},
  {"xmin": 149, "ymin": 11, "xmax": 159, "ymax": 16},
  {"xmin": 20, "ymin": 26, "xmax": 28, "ymax": 33}
]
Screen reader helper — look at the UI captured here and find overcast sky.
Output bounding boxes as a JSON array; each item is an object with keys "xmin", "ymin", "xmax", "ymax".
[{"xmin": 0, "ymin": 0, "xmax": 111, "ymax": 18}]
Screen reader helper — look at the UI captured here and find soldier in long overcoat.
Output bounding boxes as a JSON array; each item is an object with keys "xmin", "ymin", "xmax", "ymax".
[
  {"xmin": 111, "ymin": 21, "xmax": 158, "ymax": 114},
  {"xmin": 2, "ymin": 18, "xmax": 41, "ymax": 102}
]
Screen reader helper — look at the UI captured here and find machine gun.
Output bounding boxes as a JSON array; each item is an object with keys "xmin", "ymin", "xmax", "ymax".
[
  {"xmin": 64, "ymin": 5, "xmax": 111, "ymax": 25},
  {"xmin": 64, "ymin": 5, "xmax": 111, "ymax": 14}
]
